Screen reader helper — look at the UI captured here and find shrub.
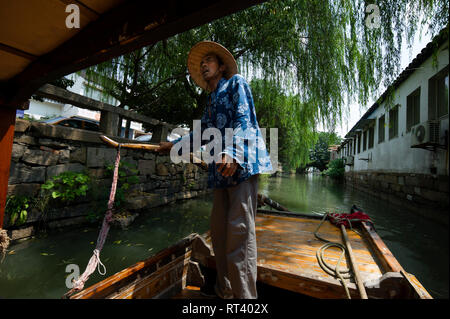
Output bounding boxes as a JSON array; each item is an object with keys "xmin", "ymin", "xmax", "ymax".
[{"xmin": 322, "ymin": 158, "xmax": 345, "ymax": 179}]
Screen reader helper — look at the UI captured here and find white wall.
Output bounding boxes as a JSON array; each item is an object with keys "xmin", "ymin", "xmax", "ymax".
[
  {"xmin": 344, "ymin": 42, "xmax": 449, "ymax": 175},
  {"xmin": 25, "ymin": 100, "xmax": 62, "ymax": 119},
  {"xmin": 26, "ymin": 73, "xmax": 144, "ymax": 134}
]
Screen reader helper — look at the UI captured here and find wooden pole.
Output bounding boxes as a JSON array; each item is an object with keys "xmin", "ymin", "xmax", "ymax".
[
  {"xmin": 0, "ymin": 107, "xmax": 16, "ymax": 228},
  {"xmin": 340, "ymin": 224, "xmax": 368, "ymax": 299}
]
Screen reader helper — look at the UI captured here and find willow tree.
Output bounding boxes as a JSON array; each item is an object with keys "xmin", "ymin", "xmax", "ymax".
[{"xmin": 80, "ymin": 0, "xmax": 448, "ymax": 168}]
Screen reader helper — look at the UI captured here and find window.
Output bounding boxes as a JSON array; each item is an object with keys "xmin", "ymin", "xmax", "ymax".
[
  {"xmin": 407, "ymin": 88, "xmax": 420, "ymax": 132},
  {"xmin": 368, "ymin": 126, "xmax": 374, "ymax": 149},
  {"xmin": 429, "ymin": 66, "xmax": 449, "ymax": 119},
  {"xmin": 389, "ymin": 105, "xmax": 399, "ymax": 140},
  {"xmin": 378, "ymin": 115, "xmax": 385, "ymax": 143},
  {"xmin": 357, "ymin": 133, "xmax": 361, "ymax": 153},
  {"xmin": 363, "ymin": 130, "xmax": 367, "ymax": 151}
]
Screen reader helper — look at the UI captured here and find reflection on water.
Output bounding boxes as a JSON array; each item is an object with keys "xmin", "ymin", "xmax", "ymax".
[
  {"xmin": 1, "ymin": 174, "xmax": 448, "ymax": 298},
  {"xmin": 259, "ymin": 174, "xmax": 449, "ymax": 299}
]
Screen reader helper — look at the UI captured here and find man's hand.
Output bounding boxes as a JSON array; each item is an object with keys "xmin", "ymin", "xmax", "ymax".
[
  {"xmin": 217, "ymin": 154, "xmax": 240, "ymax": 177},
  {"xmin": 156, "ymin": 142, "xmax": 173, "ymax": 154}
]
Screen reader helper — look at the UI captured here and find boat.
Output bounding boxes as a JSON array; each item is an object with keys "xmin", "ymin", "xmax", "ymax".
[{"xmin": 69, "ymin": 197, "xmax": 432, "ymax": 299}]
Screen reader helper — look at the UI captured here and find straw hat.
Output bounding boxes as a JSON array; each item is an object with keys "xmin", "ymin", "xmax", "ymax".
[{"xmin": 187, "ymin": 41, "xmax": 238, "ymax": 91}]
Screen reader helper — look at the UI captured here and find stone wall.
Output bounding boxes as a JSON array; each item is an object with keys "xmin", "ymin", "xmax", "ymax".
[
  {"xmin": 344, "ymin": 171, "xmax": 449, "ymax": 223},
  {"xmin": 6, "ymin": 119, "xmax": 210, "ymax": 241}
]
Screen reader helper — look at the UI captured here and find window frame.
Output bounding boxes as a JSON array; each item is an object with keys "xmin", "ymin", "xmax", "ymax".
[
  {"xmin": 406, "ymin": 87, "xmax": 421, "ymax": 132},
  {"xmin": 389, "ymin": 105, "xmax": 399, "ymax": 140},
  {"xmin": 378, "ymin": 114, "xmax": 385, "ymax": 144}
]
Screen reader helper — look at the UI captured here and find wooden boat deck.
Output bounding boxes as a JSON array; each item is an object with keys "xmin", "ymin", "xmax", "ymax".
[
  {"xmin": 70, "ymin": 210, "xmax": 432, "ymax": 299},
  {"xmin": 254, "ymin": 212, "xmax": 379, "ymax": 298}
]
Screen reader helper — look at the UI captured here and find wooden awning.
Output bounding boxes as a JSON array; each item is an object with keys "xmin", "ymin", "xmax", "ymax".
[{"xmin": 0, "ymin": 0, "xmax": 265, "ymax": 108}]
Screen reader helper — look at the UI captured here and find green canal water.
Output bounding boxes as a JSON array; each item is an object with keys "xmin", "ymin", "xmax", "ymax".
[{"xmin": 0, "ymin": 174, "xmax": 448, "ymax": 299}]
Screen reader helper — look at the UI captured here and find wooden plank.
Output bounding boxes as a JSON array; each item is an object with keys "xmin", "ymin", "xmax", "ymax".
[
  {"xmin": 109, "ymin": 251, "xmax": 191, "ymax": 299},
  {"xmin": 400, "ymin": 270, "xmax": 433, "ymax": 299},
  {"xmin": 257, "ymin": 263, "xmax": 360, "ymax": 299},
  {"xmin": 70, "ymin": 233, "xmax": 197, "ymax": 299},
  {"xmin": 360, "ymin": 221, "xmax": 404, "ymax": 273},
  {"xmin": 257, "ymin": 247, "xmax": 382, "ymax": 275},
  {"xmin": 35, "ymin": 84, "xmax": 164, "ymax": 127},
  {"xmin": 0, "ymin": 107, "xmax": 16, "ymax": 228}
]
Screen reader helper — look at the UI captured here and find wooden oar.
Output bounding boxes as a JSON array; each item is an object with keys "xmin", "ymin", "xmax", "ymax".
[
  {"xmin": 340, "ymin": 224, "xmax": 368, "ymax": 299},
  {"xmin": 99, "ymin": 135, "xmax": 208, "ymax": 169}
]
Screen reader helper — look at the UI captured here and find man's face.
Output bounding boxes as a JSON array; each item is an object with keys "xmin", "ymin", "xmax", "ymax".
[{"xmin": 200, "ymin": 54, "xmax": 224, "ymax": 81}]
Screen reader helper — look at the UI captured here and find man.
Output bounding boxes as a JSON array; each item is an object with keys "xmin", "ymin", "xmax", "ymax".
[{"xmin": 157, "ymin": 41, "xmax": 272, "ymax": 299}]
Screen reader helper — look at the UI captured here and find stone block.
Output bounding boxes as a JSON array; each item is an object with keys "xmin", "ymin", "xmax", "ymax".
[
  {"xmin": 46, "ymin": 163, "xmax": 86, "ymax": 179},
  {"xmin": 156, "ymin": 155, "xmax": 170, "ymax": 164},
  {"xmin": 9, "ymin": 162, "xmax": 46, "ymax": 184},
  {"xmin": 168, "ymin": 164, "xmax": 177, "ymax": 175},
  {"xmin": 143, "ymin": 153, "xmax": 156, "ymax": 160},
  {"xmin": 70, "ymin": 147, "xmax": 87, "ymax": 164},
  {"xmin": 384, "ymin": 175, "xmax": 397, "ymax": 184},
  {"xmin": 7, "ymin": 183, "xmax": 41, "ymax": 197},
  {"xmin": 14, "ymin": 119, "xmax": 31, "ymax": 133},
  {"xmin": 86, "ymin": 147, "xmax": 117, "ymax": 167},
  {"xmin": 11, "ymin": 144, "xmax": 26, "ymax": 161},
  {"xmin": 88, "ymin": 168, "xmax": 106, "ymax": 178},
  {"xmin": 14, "ymin": 134, "xmax": 36, "ymax": 145},
  {"xmin": 58, "ymin": 149, "xmax": 71, "ymax": 164},
  {"xmin": 143, "ymin": 182, "xmax": 157, "ymax": 192},
  {"xmin": 138, "ymin": 159, "xmax": 156, "ymax": 175},
  {"xmin": 156, "ymin": 163, "xmax": 169, "ymax": 176},
  {"xmin": 22, "ymin": 149, "xmax": 59, "ymax": 166},
  {"xmin": 121, "ymin": 157, "xmax": 138, "ymax": 174},
  {"xmin": 8, "ymin": 226, "xmax": 35, "ymax": 241},
  {"xmin": 39, "ymin": 138, "xmax": 70, "ymax": 149},
  {"xmin": 419, "ymin": 176, "xmax": 436, "ymax": 190},
  {"xmin": 405, "ymin": 175, "xmax": 419, "ymax": 187}
]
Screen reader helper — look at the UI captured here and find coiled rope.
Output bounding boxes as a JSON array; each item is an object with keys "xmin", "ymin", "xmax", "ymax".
[{"xmin": 314, "ymin": 212, "xmax": 353, "ymax": 299}]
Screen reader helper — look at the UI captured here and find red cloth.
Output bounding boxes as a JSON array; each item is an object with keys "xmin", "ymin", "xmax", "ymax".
[{"xmin": 328, "ymin": 210, "xmax": 371, "ymax": 227}]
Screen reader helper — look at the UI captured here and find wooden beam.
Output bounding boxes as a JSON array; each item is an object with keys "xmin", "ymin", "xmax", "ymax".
[
  {"xmin": 0, "ymin": 107, "xmax": 16, "ymax": 228},
  {"xmin": 0, "ymin": 42, "xmax": 37, "ymax": 61},
  {"xmin": 0, "ymin": 0, "xmax": 266, "ymax": 106},
  {"xmin": 35, "ymin": 84, "xmax": 169, "ymax": 127}
]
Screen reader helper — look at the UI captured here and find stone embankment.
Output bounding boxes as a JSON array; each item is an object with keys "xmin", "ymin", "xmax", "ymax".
[{"xmin": 6, "ymin": 119, "xmax": 210, "ymax": 241}]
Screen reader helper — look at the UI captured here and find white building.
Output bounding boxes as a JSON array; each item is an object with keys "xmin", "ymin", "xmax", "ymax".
[
  {"xmin": 22, "ymin": 72, "xmax": 143, "ymax": 138},
  {"xmin": 340, "ymin": 30, "xmax": 448, "ymax": 175},
  {"xmin": 337, "ymin": 28, "xmax": 448, "ymax": 212}
]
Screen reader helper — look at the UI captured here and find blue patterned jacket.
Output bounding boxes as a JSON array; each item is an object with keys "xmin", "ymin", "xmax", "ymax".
[{"xmin": 172, "ymin": 75, "xmax": 273, "ymax": 188}]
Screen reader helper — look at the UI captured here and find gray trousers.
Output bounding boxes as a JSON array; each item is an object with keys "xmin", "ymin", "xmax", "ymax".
[{"xmin": 210, "ymin": 174, "xmax": 259, "ymax": 299}]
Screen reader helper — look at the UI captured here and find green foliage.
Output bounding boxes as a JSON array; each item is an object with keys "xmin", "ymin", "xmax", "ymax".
[
  {"xmin": 309, "ymin": 132, "xmax": 342, "ymax": 171},
  {"xmin": 251, "ymin": 78, "xmax": 317, "ymax": 169},
  {"xmin": 322, "ymin": 158, "xmax": 345, "ymax": 179},
  {"xmin": 81, "ymin": 1, "xmax": 448, "ymax": 165},
  {"xmin": 41, "ymin": 171, "xmax": 91, "ymax": 202},
  {"xmin": 5, "ymin": 196, "xmax": 30, "ymax": 226}
]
